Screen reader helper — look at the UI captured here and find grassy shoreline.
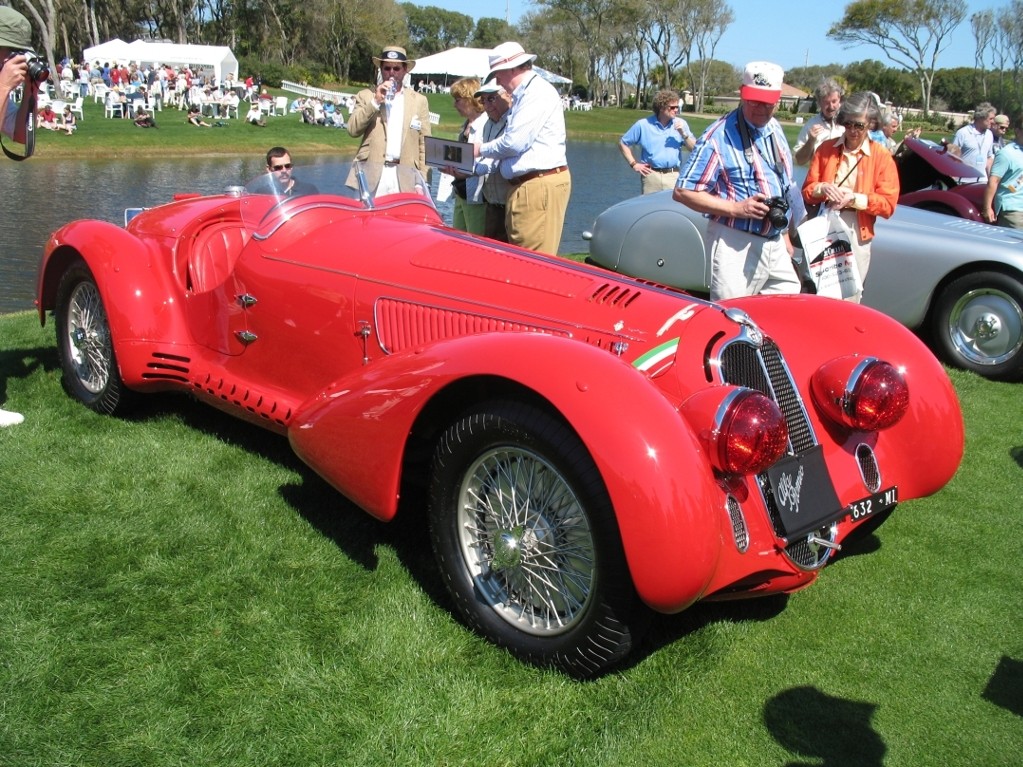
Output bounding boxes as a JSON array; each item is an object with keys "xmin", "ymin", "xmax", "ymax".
[{"xmin": 27, "ymin": 89, "xmax": 941, "ymax": 161}]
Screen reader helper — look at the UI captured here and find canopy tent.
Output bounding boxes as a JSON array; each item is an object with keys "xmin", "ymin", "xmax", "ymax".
[
  {"xmin": 82, "ymin": 40, "xmax": 240, "ymax": 85},
  {"xmin": 81, "ymin": 39, "xmax": 132, "ymax": 65},
  {"xmin": 410, "ymin": 46, "xmax": 571, "ymax": 89}
]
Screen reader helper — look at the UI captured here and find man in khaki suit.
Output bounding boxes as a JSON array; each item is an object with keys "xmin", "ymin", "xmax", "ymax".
[{"xmin": 347, "ymin": 45, "xmax": 431, "ymax": 185}]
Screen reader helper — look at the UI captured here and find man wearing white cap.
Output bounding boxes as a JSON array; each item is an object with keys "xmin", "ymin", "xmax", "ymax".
[
  {"xmin": 473, "ymin": 42, "xmax": 570, "ymax": 255},
  {"xmin": 674, "ymin": 60, "xmax": 801, "ymax": 301},
  {"xmin": 0, "ymin": 5, "xmax": 34, "ymax": 426},
  {"xmin": 473, "ymin": 81, "xmax": 513, "ymax": 241}
]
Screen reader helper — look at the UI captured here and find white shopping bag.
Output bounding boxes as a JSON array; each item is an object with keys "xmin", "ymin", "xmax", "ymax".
[{"xmin": 796, "ymin": 209, "xmax": 862, "ymax": 300}]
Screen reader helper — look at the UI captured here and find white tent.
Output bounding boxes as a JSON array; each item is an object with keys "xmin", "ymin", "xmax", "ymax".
[
  {"xmin": 81, "ymin": 38, "xmax": 132, "ymax": 65},
  {"xmin": 411, "ymin": 46, "xmax": 571, "ymax": 89},
  {"xmin": 82, "ymin": 40, "xmax": 240, "ymax": 85}
]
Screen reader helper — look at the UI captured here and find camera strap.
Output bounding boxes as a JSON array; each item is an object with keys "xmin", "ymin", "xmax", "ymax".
[
  {"xmin": 1, "ymin": 80, "xmax": 39, "ymax": 162},
  {"xmin": 735, "ymin": 108, "xmax": 791, "ymax": 190}
]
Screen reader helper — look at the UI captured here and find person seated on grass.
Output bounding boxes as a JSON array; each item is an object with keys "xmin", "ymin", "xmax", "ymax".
[
  {"xmin": 245, "ymin": 103, "xmax": 266, "ymax": 127},
  {"xmin": 61, "ymin": 104, "xmax": 77, "ymax": 134},
  {"xmin": 37, "ymin": 103, "xmax": 58, "ymax": 130},
  {"xmin": 134, "ymin": 107, "xmax": 157, "ymax": 128},
  {"xmin": 187, "ymin": 104, "xmax": 212, "ymax": 127}
]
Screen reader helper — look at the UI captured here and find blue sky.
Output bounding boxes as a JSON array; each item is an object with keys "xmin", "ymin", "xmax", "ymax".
[{"xmin": 424, "ymin": 0, "xmax": 995, "ymax": 72}]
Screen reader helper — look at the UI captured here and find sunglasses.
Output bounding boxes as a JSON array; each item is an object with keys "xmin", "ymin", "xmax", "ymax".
[
  {"xmin": 270, "ymin": 162, "xmax": 292, "ymax": 171},
  {"xmin": 665, "ymin": 105, "xmax": 680, "ymax": 111},
  {"xmin": 842, "ymin": 121, "xmax": 867, "ymax": 130},
  {"xmin": 381, "ymin": 65, "xmax": 404, "ymax": 72},
  {"xmin": 483, "ymin": 95, "xmax": 501, "ymax": 103}
]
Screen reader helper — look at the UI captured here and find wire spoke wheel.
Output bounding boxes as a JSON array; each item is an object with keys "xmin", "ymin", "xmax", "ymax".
[
  {"xmin": 458, "ymin": 446, "xmax": 596, "ymax": 636},
  {"xmin": 429, "ymin": 402, "xmax": 639, "ymax": 677},
  {"xmin": 64, "ymin": 280, "xmax": 113, "ymax": 395},
  {"xmin": 55, "ymin": 261, "xmax": 131, "ymax": 414}
]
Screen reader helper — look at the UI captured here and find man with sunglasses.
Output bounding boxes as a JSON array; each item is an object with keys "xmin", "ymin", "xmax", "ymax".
[
  {"xmin": 265, "ymin": 146, "xmax": 319, "ymax": 196},
  {"xmin": 347, "ymin": 45, "xmax": 430, "ymax": 179},
  {"xmin": 473, "ymin": 82, "xmax": 513, "ymax": 241},
  {"xmin": 675, "ymin": 61, "xmax": 801, "ymax": 301},
  {"xmin": 619, "ymin": 88, "xmax": 696, "ymax": 194}
]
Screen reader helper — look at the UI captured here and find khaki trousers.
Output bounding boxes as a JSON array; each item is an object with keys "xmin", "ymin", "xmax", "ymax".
[{"xmin": 505, "ymin": 170, "xmax": 572, "ymax": 255}]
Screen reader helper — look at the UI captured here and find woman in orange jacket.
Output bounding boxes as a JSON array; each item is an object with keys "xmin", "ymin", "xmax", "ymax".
[{"xmin": 802, "ymin": 91, "xmax": 900, "ymax": 301}]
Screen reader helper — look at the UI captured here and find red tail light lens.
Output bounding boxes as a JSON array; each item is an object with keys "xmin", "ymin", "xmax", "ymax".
[
  {"xmin": 682, "ymin": 387, "xmax": 789, "ymax": 475},
  {"xmin": 812, "ymin": 357, "xmax": 910, "ymax": 431}
]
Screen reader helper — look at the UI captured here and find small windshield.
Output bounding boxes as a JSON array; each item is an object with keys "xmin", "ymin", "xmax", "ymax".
[{"xmin": 237, "ymin": 159, "xmax": 436, "ymax": 235}]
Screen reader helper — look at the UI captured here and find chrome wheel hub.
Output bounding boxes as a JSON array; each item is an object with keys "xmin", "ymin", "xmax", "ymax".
[{"xmin": 948, "ymin": 288, "xmax": 1023, "ymax": 367}]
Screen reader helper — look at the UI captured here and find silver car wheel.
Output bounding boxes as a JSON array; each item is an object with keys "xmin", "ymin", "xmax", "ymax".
[
  {"xmin": 456, "ymin": 446, "xmax": 596, "ymax": 637},
  {"xmin": 946, "ymin": 286, "xmax": 1023, "ymax": 367},
  {"xmin": 65, "ymin": 280, "xmax": 113, "ymax": 395}
]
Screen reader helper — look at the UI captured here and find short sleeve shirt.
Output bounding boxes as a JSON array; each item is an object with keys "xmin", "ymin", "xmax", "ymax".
[
  {"xmin": 620, "ymin": 114, "xmax": 689, "ymax": 169},
  {"xmin": 678, "ymin": 110, "xmax": 795, "ymax": 237}
]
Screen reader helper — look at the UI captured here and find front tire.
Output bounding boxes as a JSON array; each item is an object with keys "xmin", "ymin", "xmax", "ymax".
[
  {"xmin": 931, "ymin": 271, "xmax": 1023, "ymax": 381},
  {"xmin": 54, "ymin": 261, "xmax": 132, "ymax": 414},
  {"xmin": 428, "ymin": 401, "xmax": 641, "ymax": 678}
]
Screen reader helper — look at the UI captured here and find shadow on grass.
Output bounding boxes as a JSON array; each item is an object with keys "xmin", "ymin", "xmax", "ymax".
[
  {"xmin": 764, "ymin": 686, "xmax": 886, "ymax": 766},
  {"xmin": 1011, "ymin": 446, "xmax": 1023, "ymax": 471},
  {"xmin": 0, "ymin": 344, "xmax": 60, "ymax": 399},
  {"xmin": 150, "ymin": 392, "xmax": 449, "ymax": 604},
  {"xmin": 983, "ymin": 655, "xmax": 1023, "ymax": 717}
]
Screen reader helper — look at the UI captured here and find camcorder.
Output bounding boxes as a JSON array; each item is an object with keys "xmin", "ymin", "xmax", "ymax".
[{"xmin": 762, "ymin": 195, "xmax": 790, "ymax": 229}]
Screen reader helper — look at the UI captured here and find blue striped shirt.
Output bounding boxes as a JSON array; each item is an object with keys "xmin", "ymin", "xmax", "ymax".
[{"xmin": 678, "ymin": 111, "xmax": 794, "ymax": 237}]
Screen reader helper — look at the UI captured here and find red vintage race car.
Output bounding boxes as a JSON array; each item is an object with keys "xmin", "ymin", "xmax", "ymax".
[{"xmin": 36, "ymin": 160, "xmax": 964, "ymax": 677}]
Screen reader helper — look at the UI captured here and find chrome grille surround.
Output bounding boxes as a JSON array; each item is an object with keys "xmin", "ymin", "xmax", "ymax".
[{"xmin": 712, "ymin": 311, "xmax": 836, "ymax": 570}]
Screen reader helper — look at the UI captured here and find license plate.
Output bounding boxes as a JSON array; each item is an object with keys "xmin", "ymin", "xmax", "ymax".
[{"xmin": 846, "ymin": 486, "xmax": 898, "ymax": 524}]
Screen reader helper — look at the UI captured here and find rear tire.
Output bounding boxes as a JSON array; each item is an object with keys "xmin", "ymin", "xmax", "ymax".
[
  {"xmin": 428, "ymin": 401, "xmax": 642, "ymax": 678},
  {"xmin": 931, "ymin": 270, "xmax": 1023, "ymax": 381},
  {"xmin": 54, "ymin": 261, "xmax": 133, "ymax": 414}
]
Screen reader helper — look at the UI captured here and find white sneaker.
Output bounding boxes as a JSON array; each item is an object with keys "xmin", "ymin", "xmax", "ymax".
[{"xmin": 0, "ymin": 407, "xmax": 25, "ymax": 427}]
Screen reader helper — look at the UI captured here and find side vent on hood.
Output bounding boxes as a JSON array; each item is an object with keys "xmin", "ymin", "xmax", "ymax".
[
  {"xmin": 589, "ymin": 282, "xmax": 642, "ymax": 308},
  {"xmin": 375, "ymin": 297, "xmax": 568, "ymax": 354}
]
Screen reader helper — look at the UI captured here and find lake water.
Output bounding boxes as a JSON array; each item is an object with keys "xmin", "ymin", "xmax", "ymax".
[{"xmin": 0, "ymin": 141, "xmax": 638, "ymax": 314}]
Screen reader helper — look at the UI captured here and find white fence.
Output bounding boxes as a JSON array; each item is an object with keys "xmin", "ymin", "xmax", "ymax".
[{"xmin": 280, "ymin": 79, "xmax": 354, "ymax": 104}]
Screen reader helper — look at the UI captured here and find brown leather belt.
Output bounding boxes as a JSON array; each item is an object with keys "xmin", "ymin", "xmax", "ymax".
[
  {"xmin": 510, "ymin": 165, "xmax": 568, "ymax": 185},
  {"xmin": 650, "ymin": 166, "xmax": 679, "ymax": 173}
]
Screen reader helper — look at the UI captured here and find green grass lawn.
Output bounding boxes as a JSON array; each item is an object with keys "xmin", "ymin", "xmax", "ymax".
[
  {"xmin": 1, "ymin": 309, "xmax": 1021, "ymax": 766},
  {"xmin": 28, "ymin": 89, "xmax": 944, "ymax": 162}
]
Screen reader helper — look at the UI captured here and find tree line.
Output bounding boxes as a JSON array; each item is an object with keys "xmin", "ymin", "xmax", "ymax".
[{"xmin": 9, "ymin": 0, "xmax": 1023, "ymax": 117}]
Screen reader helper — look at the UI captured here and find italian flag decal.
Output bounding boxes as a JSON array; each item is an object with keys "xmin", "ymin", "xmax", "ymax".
[{"xmin": 632, "ymin": 338, "xmax": 679, "ymax": 371}]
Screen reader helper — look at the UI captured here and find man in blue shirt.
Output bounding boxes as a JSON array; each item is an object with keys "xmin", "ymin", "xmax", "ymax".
[
  {"xmin": 674, "ymin": 60, "xmax": 801, "ymax": 300},
  {"xmin": 982, "ymin": 112, "xmax": 1023, "ymax": 229},
  {"xmin": 619, "ymin": 88, "xmax": 696, "ymax": 194}
]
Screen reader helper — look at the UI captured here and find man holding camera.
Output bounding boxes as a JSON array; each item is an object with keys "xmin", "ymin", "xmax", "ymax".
[
  {"xmin": 674, "ymin": 60, "xmax": 801, "ymax": 301},
  {"xmin": 0, "ymin": 6, "xmax": 33, "ymax": 427}
]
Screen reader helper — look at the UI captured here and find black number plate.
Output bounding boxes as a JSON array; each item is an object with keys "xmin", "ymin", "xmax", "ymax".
[{"xmin": 846, "ymin": 486, "xmax": 898, "ymax": 524}]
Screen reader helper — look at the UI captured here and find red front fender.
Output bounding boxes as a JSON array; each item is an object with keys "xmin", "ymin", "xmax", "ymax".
[{"xmin": 289, "ymin": 332, "xmax": 729, "ymax": 613}]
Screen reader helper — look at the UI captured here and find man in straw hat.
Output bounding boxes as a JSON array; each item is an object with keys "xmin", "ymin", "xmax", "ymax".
[
  {"xmin": 347, "ymin": 44, "xmax": 431, "ymax": 192},
  {"xmin": 674, "ymin": 60, "xmax": 801, "ymax": 301},
  {"xmin": 0, "ymin": 5, "xmax": 34, "ymax": 427},
  {"xmin": 473, "ymin": 41, "xmax": 570, "ymax": 255}
]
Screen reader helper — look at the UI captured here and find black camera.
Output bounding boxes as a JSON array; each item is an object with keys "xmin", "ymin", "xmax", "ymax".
[
  {"xmin": 763, "ymin": 195, "xmax": 789, "ymax": 228},
  {"xmin": 5, "ymin": 51, "xmax": 49, "ymax": 84}
]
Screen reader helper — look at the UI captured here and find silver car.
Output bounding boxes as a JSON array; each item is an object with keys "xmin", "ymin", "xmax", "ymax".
[{"xmin": 585, "ymin": 191, "xmax": 1023, "ymax": 381}]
